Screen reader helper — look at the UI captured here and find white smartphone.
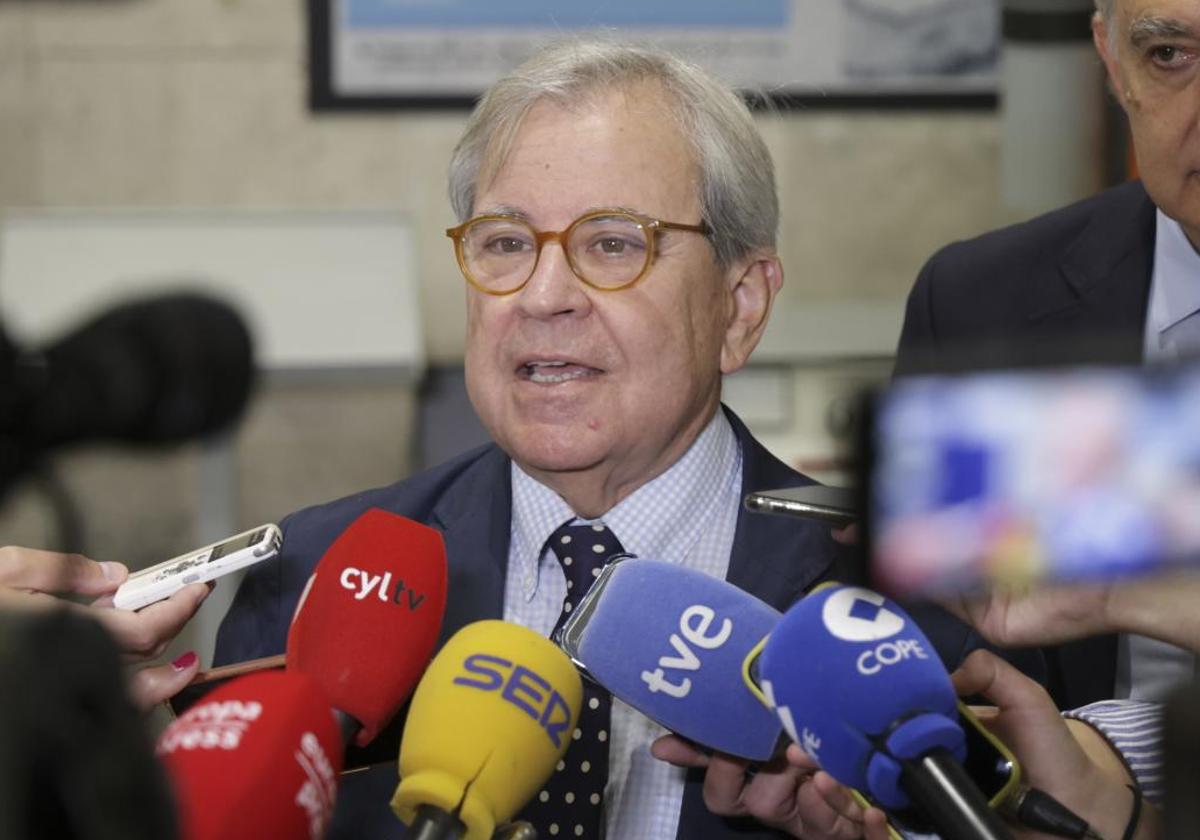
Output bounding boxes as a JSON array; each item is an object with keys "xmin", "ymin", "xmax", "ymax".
[{"xmin": 113, "ymin": 524, "xmax": 282, "ymax": 611}]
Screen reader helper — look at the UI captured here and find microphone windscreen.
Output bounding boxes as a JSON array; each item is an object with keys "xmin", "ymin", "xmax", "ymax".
[
  {"xmin": 157, "ymin": 670, "xmax": 343, "ymax": 840},
  {"xmin": 21, "ymin": 292, "xmax": 254, "ymax": 447},
  {"xmin": 569, "ymin": 558, "xmax": 781, "ymax": 759},
  {"xmin": 392, "ymin": 620, "xmax": 582, "ymax": 840},
  {"xmin": 287, "ymin": 508, "xmax": 447, "ymax": 746},
  {"xmin": 757, "ymin": 584, "xmax": 964, "ymax": 808}
]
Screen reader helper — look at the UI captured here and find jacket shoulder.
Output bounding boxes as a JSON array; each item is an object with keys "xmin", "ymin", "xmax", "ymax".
[
  {"xmin": 926, "ymin": 181, "xmax": 1147, "ymax": 279},
  {"xmin": 213, "ymin": 443, "xmax": 504, "ymax": 664},
  {"xmin": 281, "ymin": 442, "xmax": 501, "ymax": 546}
]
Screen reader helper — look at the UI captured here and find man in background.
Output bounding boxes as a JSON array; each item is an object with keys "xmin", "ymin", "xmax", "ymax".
[{"xmin": 894, "ymin": 0, "xmax": 1200, "ymax": 709}]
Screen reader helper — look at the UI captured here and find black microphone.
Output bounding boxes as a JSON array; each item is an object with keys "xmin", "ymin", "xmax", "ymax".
[
  {"xmin": 14, "ymin": 292, "xmax": 254, "ymax": 445},
  {"xmin": 0, "ymin": 292, "xmax": 255, "ymax": 486}
]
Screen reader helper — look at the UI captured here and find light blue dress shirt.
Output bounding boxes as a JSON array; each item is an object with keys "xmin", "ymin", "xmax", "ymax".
[{"xmin": 503, "ymin": 409, "xmax": 744, "ymax": 840}]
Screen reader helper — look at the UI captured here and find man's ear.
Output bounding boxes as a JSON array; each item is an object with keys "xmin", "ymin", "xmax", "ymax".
[
  {"xmin": 720, "ymin": 255, "xmax": 783, "ymax": 375},
  {"xmin": 1092, "ymin": 12, "xmax": 1128, "ymax": 104}
]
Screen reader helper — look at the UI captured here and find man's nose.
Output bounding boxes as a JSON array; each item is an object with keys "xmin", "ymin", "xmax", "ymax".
[{"xmin": 515, "ymin": 239, "xmax": 592, "ymax": 319}]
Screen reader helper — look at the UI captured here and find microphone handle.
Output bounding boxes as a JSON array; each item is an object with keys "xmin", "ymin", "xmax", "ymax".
[
  {"xmin": 409, "ymin": 804, "xmax": 467, "ymax": 840},
  {"xmin": 901, "ymin": 747, "xmax": 1014, "ymax": 840}
]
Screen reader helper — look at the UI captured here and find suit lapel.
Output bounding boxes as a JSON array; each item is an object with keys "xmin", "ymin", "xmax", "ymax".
[
  {"xmin": 724, "ymin": 408, "xmax": 844, "ymax": 607},
  {"xmin": 428, "ymin": 447, "xmax": 512, "ymax": 647},
  {"xmin": 1026, "ymin": 182, "xmax": 1156, "ymax": 362}
]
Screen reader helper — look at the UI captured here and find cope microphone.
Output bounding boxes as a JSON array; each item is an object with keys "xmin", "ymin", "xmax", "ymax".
[
  {"xmin": 287, "ymin": 507, "xmax": 448, "ymax": 747},
  {"xmin": 391, "ymin": 620, "xmax": 583, "ymax": 840},
  {"xmin": 753, "ymin": 583, "xmax": 1013, "ymax": 840},
  {"xmin": 156, "ymin": 669, "xmax": 343, "ymax": 840},
  {"xmin": 557, "ymin": 558, "xmax": 782, "ymax": 759}
]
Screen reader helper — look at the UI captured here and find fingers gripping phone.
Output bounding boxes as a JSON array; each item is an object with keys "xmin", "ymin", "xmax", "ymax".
[{"xmin": 113, "ymin": 524, "xmax": 282, "ymax": 611}]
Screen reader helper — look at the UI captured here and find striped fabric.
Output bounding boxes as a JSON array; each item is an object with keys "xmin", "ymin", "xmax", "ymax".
[{"xmin": 1063, "ymin": 699, "xmax": 1165, "ymax": 805}]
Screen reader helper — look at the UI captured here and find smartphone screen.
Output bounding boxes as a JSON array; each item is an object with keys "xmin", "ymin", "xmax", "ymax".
[{"xmin": 864, "ymin": 365, "xmax": 1200, "ymax": 595}]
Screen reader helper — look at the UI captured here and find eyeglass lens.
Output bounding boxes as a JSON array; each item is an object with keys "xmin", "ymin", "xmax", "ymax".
[{"xmin": 460, "ymin": 214, "xmax": 650, "ymax": 292}]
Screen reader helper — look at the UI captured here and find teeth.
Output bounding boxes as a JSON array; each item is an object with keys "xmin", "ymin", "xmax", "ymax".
[
  {"xmin": 520, "ymin": 360, "xmax": 598, "ymax": 384},
  {"xmin": 528, "ymin": 367, "xmax": 595, "ymax": 384}
]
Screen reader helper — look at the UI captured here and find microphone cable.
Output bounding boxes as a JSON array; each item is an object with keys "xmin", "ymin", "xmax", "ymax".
[{"xmin": 1003, "ymin": 785, "xmax": 1104, "ymax": 839}]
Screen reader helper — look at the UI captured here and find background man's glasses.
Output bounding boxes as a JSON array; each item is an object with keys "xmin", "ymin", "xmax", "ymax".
[{"xmin": 446, "ymin": 210, "xmax": 710, "ymax": 295}]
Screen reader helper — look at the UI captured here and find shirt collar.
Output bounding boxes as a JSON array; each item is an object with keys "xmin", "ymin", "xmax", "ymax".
[
  {"xmin": 1148, "ymin": 209, "xmax": 1200, "ymax": 337},
  {"xmin": 509, "ymin": 409, "xmax": 740, "ymax": 600}
]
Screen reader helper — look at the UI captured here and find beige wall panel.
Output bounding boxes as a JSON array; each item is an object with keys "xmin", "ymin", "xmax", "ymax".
[
  {"xmin": 26, "ymin": 0, "xmax": 300, "ymax": 53},
  {"xmin": 776, "ymin": 113, "xmax": 1000, "ymax": 302},
  {"xmin": 31, "ymin": 58, "xmax": 177, "ymax": 204},
  {"xmin": 0, "ymin": 4, "xmax": 28, "ymax": 61},
  {"xmin": 0, "ymin": 445, "xmax": 198, "ymax": 566},
  {"xmin": 0, "ymin": 7, "xmax": 35, "ymax": 207},
  {"xmin": 167, "ymin": 55, "xmax": 469, "ymax": 357},
  {"xmin": 234, "ymin": 382, "xmax": 418, "ymax": 529},
  {"xmin": 0, "ymin": 63, "xmax": 35, "ymax": 207}
]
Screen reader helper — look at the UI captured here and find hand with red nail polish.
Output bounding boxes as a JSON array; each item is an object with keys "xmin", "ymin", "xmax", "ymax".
[
  {"xmin": 0, "ymin": 545, "xmax": 211, "ymax": 710},
  {"xmin": 0, "ymin": 544, "xmax": 210, "ymax": 659},
  {"xmin": 126, "ymin": 650, "xmax": 204, "ymax": 711}
]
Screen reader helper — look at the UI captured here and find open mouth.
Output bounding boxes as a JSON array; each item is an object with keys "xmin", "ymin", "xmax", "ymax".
[{"xmin": 518, "ymin": 360, "xmax": 603, "ymax": 384}]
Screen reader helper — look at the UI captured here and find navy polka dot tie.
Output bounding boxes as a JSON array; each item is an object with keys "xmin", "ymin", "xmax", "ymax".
[{"xmin": 521, "ymin": 521, "xmax": 625, "ymax": 839}]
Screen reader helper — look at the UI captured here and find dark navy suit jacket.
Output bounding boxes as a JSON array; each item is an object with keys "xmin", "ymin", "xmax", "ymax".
[
  {"xmin": 894, "ymin": 180, "xmax": 1158, "ymax": 710},
  {"xmin": 214, "ymin": 407, "xmax": 1002, "ymax": 839}
]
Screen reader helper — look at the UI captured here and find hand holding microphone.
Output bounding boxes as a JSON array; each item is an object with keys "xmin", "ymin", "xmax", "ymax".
[
  {"xmin": 391, "ymin": 620, "xmax": 582, "ymax": 840},
  {"xmin": 754, "ymin": 583, "xmax": 1014, "ymax": 840},
  {"xmin": 951, "ymin": 650, "xmax": 1160, "ymax": 840},
  {"xmin": 559, "ymin": 558, "xmax": 867, "ymax": 837}
]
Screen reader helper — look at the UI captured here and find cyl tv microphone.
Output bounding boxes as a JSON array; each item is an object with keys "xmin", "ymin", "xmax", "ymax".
[
  {"xmin": 391, "ymin": 620, "xmax": 583, "ymax": 840},
  {"xmin": 558, "ymin": 558, "xmax": 782, "ymax": 759},
  {"xmin": 287, "ymin": 507, "xmax": 448, "ymax": 747},
  {"xmin": 156, "ymin": 669, "xmax": 343, "ymax": 840},
  {"xmin": 753, "ymin": 583, "xmax": 1014, "ymax": 840}
]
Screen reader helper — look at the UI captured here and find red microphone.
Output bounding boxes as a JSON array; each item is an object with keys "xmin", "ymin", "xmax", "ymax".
[
  {"xmin": 156, "ymin": 670, "xmax": 343, "ymax": 840},
  {"xmin": 286, "ymin": 507, "xmax": 448, "ymax": 747}
]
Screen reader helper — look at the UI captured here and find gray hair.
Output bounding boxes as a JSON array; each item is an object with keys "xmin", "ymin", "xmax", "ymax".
[
  {"xmin": 1094, "ymin": 0, "xmax": 1113, "ymax": 19},
  {"xmin": 447, "ymin": 39, "xmax": 778, "ymax": 268}
]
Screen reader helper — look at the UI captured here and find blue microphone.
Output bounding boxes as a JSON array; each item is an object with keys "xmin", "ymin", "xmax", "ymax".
[
  {"xmin": 755, "ymin": 584, "xmax": 1012, "ymax": 840},
  {"xmin": 557, "ymin": 558, "xmax": 782, "ymax": 760}
]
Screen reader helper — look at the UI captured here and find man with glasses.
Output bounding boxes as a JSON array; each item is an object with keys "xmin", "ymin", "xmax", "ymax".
[{"xmin": 215, "ymin": 39, "xmax": 975, "ymax": 840}]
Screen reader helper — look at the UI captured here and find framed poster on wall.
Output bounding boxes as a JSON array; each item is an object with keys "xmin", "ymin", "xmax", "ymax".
[{"xmin": 309, "ymin": 0, "xmax": 1000, "ymax": 111}]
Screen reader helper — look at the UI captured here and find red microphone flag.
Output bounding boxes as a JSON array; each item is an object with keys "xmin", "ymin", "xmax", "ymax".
[{"xmin": 157, "ymin": 669, "xmax": 342, "ymax": 840}]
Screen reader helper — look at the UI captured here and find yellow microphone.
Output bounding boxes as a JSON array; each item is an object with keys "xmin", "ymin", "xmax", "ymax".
[{"xmin": 391, "ymin": 620, "xmax": 582, "ymax": 840}]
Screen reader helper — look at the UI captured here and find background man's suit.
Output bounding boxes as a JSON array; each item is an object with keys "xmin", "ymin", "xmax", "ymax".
[
  {"xmin": 894, "ymin": 179, "xmax": 1158, "ymax": 709},
  {"xmin": 214, "ymin": 408, "xmax": 1023, "ymax": 839},
  {"xmin": 896, "ymin": 179, "xmax": 1153, "ymax": 375}
]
